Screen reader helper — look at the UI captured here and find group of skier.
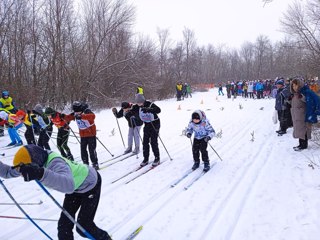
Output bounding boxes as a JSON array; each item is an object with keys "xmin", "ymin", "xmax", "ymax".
[{"xmin": 0, "ymin": 86, "xmax": 216, "ymax": 240}]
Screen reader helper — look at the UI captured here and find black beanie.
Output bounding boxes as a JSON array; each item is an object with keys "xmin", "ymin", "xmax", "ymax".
[{"xmin": 121, "ymin": 102, "xmax": 131, "ymax": 109}]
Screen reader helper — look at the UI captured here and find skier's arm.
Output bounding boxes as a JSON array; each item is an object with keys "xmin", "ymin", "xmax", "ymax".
[
  {"xmin": 41, "ymin": 158, "xmax": 75, "ymax": 194},
  {"xmin": 0, "ymin": 161, "xmax": 20, "ymax": 179}
]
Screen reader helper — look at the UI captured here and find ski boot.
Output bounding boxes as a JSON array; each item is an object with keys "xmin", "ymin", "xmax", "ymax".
[
  {"xmin": 132, "ymin": 147, "xmax": 140, "ymax": 154},
  {"xmin": 191, "ymin": 161, "xmax": 200, "ymax": 170},
  {"xmin": 203, "ymin": 161, "xmax": 210, "ymax": 172},
  {"xmin": 124, "ymin": 147, "xmax": 132, "ymax": 154},
  {"xmin": 7, "ymin": 142, "xmax": 17, "ymax": 147},
  {"xmin": 152, "ymin": 157, "xmax": 160, "ymax": 167},
  {"xmin": 140, "ymin": 159, "xmax": 149, "ymax": 167},
  {"xmin": 15, "ymin": 141, "xmax": 23, "ymax": 146}
]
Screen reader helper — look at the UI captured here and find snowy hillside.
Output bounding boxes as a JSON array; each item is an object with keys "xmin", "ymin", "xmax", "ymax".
[{"xmin": 1, "ymin": 89, "xmax": 320, "ymax": 240}]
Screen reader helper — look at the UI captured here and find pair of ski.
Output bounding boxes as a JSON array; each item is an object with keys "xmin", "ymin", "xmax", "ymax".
[
  {"xmin": 99, "ymin": 152, "xmax": 137, "ymax": 171},
  {"xmin": 171, "ymin": 162, "xmax": 216, "ymax": 190},
  {"xmin": 111, "ymin": 161, "xmax": 162, "ymax": 184}
]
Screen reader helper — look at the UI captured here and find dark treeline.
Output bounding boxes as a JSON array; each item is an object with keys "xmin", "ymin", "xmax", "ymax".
[{"xmin": 1, "ymin": 0, "xmax": 320, "ymax": 110}]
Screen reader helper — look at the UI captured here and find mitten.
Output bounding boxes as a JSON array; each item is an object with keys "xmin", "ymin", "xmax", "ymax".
[
  {"xmin": 19, "ymin": 164, "xmax": 44, "ymax": 182},
  {"xmin": 112, "ymin": 108, "xmax": 117, "ymax": 116},
  {"xmin": 186, "ymin": 133, "xmax": 192, "ymax": 138},
  {"xmin": 204, "ymin": 136, "xmax": 211, "ymax": 142}
]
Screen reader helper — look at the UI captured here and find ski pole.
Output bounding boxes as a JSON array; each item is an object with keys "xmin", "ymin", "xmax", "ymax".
[
  {"xmin": 0, "ymin": 215, "xmax": 57, "ymax": 221},
  {"xmin": 78, "ymin": 119, "xmax": 114, "ymax": 157},
  {"xmin": 69, "ymin": 126, "xmax": 81, "ymax": 144},
  {"xmin": 151, "ymin": 121, "xmax": 173, "ymax": 160},
  {"xmin": 115, "ymin": 116, "xmax": 125, "ymax": 148},
  {"xmin": 0, "ymin": 200, "xmax": 43, "ymax": 205},
  {"xmin": 208, "ymin": 142, "xmax": 223, "ymax": 161},
  {"xmin": 35, "ymin": 180, "xmax": 95, "ymax": 240},
  {"xmin": 96, "ymin": 136, "xmax": 114, "ymax": 157},
  {"xmin": 0, "ymin": 179, "xmax": 53, "ymax": 239}
]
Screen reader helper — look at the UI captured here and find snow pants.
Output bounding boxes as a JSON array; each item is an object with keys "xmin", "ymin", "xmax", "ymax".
[
  {"xmin": 127, "ymin": 126, "xmax": 141, "ymax": 150},
  {"xmin": 142, "ymin": 120, "xmax": 160, "ymax": 161},
  {"xmin": 80, "ymin": 136, "xmax": 98, "ymax": 165},
  {"xmin": 8, "ymin": 123, "xmax": 23, "ymax": 144},
  {"xmin": 57, "ymin": 128, "xmax": 73, "ymax": 159},
  {"xmin": 57, "ymin": 172, "xmax": 110, "ymax": 240},
  {"xmin": 192, "ymin": 138, "xmax": 209, "ymax": 163}
]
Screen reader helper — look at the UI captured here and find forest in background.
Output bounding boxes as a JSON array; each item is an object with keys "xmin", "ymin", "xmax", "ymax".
[{"xmin": 1, "ymin": 0, "xmax": 320, "ymax": 110}]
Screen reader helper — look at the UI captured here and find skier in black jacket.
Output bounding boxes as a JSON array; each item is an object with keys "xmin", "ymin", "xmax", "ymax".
[
  {"xmin": 135, "ymin": 94, "xmax": 161, "ymax": 167},
  {"xmin": 112, "ymin": 102, "xmax": 143, "ymax": 154}
]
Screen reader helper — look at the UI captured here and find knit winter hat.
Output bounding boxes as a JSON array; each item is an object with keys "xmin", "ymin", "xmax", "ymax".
[
  {"xmin": 121, "ymin": 102, "xmax": 131, "ymax": 109},
  {"xmin": 13, "ymin": 145, "xmax": 49, "ymax": 167},
  {"xmin": 13, "ymin": 146, "xmax": 32, "ymax": 166},
  {"xmin": 16, "ymin": 110, "xmax": 26, "ymax": 118},
  {"xmin": 33, "ymin": 104, "xmax": 43, "ymax": 115},
  {"xmin": 276, "ymin": 79, "xmax": 284, "ymax": 86},
  {"xmin": 44, "ymin": 107, "xmax": 56, "ymax": 115},
  {"xmin": 135, "ymin": 94, "xmax": 145, "ymax": 104}
]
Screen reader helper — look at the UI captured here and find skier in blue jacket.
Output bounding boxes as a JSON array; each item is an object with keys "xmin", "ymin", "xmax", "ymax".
[{"xmin": 186, "ymin": 110, "xmax": 215, "ymax": 172}]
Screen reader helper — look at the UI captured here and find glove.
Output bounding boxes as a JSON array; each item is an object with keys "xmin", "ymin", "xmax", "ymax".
[
  {"xmin": 27, "ymin": 110, "xmax": 31, "ymax": 115},
  {"xmin": 75, "ymin": 113, "xmax": 82, "ymax": 120},
  {"xmin": 186, "ymin": 133, "xmax": 192, "ymax": 138},
  {"xmin": 204, "ymin": 136, "xmax": 211, "ymax": 142},
  {"xmin": 60, "ymin": 113, "xmax": 65, "ymax": 119},
  {"xmin": 19, "ymin": 164, "xmax": 44, "ymax": 182},
  {"xmin": 112, "ymin": 108, "xmax": 117, "ymax": 116}
]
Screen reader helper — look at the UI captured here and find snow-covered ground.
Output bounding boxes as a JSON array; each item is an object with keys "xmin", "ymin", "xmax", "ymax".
[{"xmin": 1, "ymin": 89, "xmax": 320, "ymax": 240}]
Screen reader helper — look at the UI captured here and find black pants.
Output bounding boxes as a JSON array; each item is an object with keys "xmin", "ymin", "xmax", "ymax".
[
  {"xmin": 143, "ymin": 121, "xmax": 160, "ymax": 161},
  {"xmin": 25, "ymin": 125, "xmax": 36, "ymax": 144},
  {"xmin": 57, "ymin": 128, "xmax": 72, "ymax": 159},
  {"xmin": 278, "ymin": 109, "xmax": 292, "ymax": 131},
  {"xmin": 81, "ymin": 136, "xmax": 98, "ymax": 165},
  {"xmin": 57, "ymin": 173, "xmax": 110, "ymax": 240},
  {"xmin": 192, "ymin": 138, "xmax": 209, "ymax": 163},
  {"xmin": 37, "ymin": 129, "xmax": 52, "ymax": 150}
]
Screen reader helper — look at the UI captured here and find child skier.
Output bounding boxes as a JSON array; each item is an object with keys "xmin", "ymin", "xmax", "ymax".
[
  {"xmin": 0, "ymin": 110, "xmax": 24, "ymax": 146},
  {"xmin": 45, "ymin": 107, "xmax": 74, "ymax": 160},
  {"xmin": 186, "ymin": 110, "xmax": 215, "ymax": 172},
  {"xmin": 135, "ymin": 94, "xmax": 161, "ymax": 167},
  {"xmin": 112, "ymin": 102, "xmax": 143, "ymax": 154},
  {"xmin": 0, "ymin": 144, "xmax": 111, "ymax": 240},
  {"xmin": 65, "ymin": 101, "xmax": 99, "ymax": 170},
  {"xmin": 33, "ymin": 104, "xmax": 53, "ymax": 150}
]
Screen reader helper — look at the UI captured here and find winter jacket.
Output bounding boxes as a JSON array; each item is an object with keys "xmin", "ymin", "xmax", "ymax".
[
  {"xmin": 0, "ymin": 145, "xmax": 98, "ymax": 194},
  {"xmin": 115, "ymin": 104, "xmax": 143, "ymax": 128},
  {"xmin": 138, "ymin": 101, "xmax": 161, "ymax": 124},
  {"xmin": 0, "ymin": 97, "xmax": 16, "ymax": 112},
  {"xmin": 290, "ymin": 92, "xmax": 311, "ymax": 139},
  {"xmin": 186, "ymin": 119, "xmax": 215, "ymax": 140},
  {"xmin": 299, "ymin": 85, "xmax": 320, "ymax": 123},
  {"xmin": 275, "ymin": 87, "xmax": 291, "ymax": 111},
  {"xmin": 66, "ymin": 108, "xmax": 96, "ymax": 138},
  {"xmin": 50, "ymin": 112, "xmax": 70, "ymax": 129}
]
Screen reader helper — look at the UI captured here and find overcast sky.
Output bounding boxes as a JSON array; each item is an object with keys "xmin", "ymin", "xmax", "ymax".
[{"xmin": 127, "ymin": 0, "xmax": 300, "ymax": 48}]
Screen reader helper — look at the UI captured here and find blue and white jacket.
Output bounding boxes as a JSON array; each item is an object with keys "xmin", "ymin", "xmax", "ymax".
[{"xmin": 186, "ymin": 119, "xmax": 215, "ymax": 140}]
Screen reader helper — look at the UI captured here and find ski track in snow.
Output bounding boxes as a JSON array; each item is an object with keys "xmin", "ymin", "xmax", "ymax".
[{"xmin": 1, "ymin": 91, "xmax": 320, "ymax": 240}]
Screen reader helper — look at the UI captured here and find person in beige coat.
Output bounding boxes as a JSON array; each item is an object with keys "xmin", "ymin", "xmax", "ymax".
[{"xmin": 290, "ymin": 78, "xmax": 320, "ymax": 151}]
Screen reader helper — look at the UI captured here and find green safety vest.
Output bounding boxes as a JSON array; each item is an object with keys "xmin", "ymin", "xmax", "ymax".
[{"xmin": 45, "ymin": 152, "xmax": 89, "ymax": 190}]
